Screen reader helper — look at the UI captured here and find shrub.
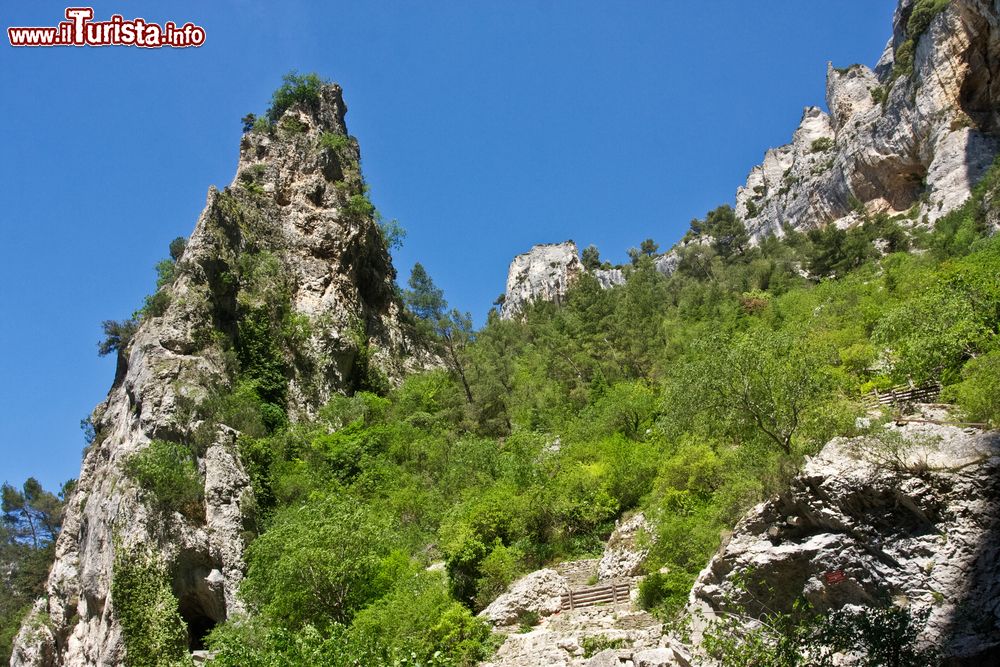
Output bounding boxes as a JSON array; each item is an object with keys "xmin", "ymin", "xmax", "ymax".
[
  {"xmin": 97, "ymin": 318, "xmax": 138, "ymax": 357},
  {"xmin": 111, "ymin": 544, "xmax": 190, "ymax": 667},
  {"xmin": 944, "ymin": 350, "xmax": 1000, "ymax": 426},
  {"xmin": 140, "ymin": 290, "xmax": 172, "ymax": 319},
  {"xmin": 474, "ymin": 540, "xmax": 521, "ymax": 609},
  {"xmin": 241, "ymin": 497, "xmax": 397, "ymax": 628},
  {"xmin": 265, "ymin": 71, "xmax": 327, "ymax": 123},
  {"xmin": 168, "ymin": 237, "xmax": 187, "ymax": 262},
  {"xmin": 906, "ymin": 0, "xmax": 950, "ymax": 42},
  {"xmin": 871, "ymin": 86, "xmax": 888, "ymax": 105},
  {"xmin": 251, "ymin": 116, "xmax": 273, "ymax": 134},
  {"xmin": 345, "ymin": 193, "xmax": 376, "ymax": 219},
  {"xmin": 516, "ymin": 610, "xmax": 540, "ymax": 633},
  {"xmin": 123, "ymin": 440, "xmax": 203, "ymax": 522},
  {"xmin": 894, "ymin": 39, "xmax": 916, "ymax": 79},
  {"xmin": 810, "ymin": 137, "xmax": 835, "ymax": 153},
  {"xmin": 279, "ymin": 116, "xmax": 308, "ymax": 135},
  {"xmin": 319, "ymin": 131, "xmax": 349, "ymax": 152},
  {"xmin": 581, "ymin": 635, "xmax": 627, "ymax": 658},
  {"xmin": 637, "ymin": 570, "xmax": 686, "ymax": 611}
]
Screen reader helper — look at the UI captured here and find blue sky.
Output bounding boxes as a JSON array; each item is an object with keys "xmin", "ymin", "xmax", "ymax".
[{"xmin": 0, "ymin": 1, "xmax": 895, "ymax": 491}]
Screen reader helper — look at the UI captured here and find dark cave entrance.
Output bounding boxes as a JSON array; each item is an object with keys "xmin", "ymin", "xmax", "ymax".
[{"xmin": 177, "ymin": 594, "xmax": 218, "ymax": 651}]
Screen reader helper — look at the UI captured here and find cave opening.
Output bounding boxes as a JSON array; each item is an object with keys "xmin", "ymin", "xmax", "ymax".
[{"xmin": 177, "ymin": 594, "xmax": 218, "ymax": 651}]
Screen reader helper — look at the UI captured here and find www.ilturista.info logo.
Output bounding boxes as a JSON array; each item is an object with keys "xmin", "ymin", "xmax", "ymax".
[{"xmin": 8, "ymin": 7, "xmax": 205, "ymax": 48}]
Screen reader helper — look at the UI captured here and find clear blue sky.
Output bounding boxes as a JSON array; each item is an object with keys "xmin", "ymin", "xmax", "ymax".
[{"xmin": 0, "ymin": 1, "xmax": 895, "ymax": 491}]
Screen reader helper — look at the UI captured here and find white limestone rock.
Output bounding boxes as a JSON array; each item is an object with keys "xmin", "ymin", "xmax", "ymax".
[
  {"xmin": 500, "ymin": 242, "xmax": 584, "ymax": 319},
  {"xmin": 598, "ymin": 513, "xmax": 651, "ymax": 581},
  {"xmin": 479, "ymin": 569, "xmax": 570, "ymax": 627},
  {"xmin": 689, "ymin": 407, "xmax": 1000, "ymax": 663},
  {"xmin": 12, "ymin": 83, "xmax": 432, "ymax": 667}
]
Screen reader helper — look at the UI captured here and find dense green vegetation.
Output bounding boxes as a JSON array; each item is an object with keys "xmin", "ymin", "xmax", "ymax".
[
  {"xmin": 85, "ymin": 71, "xmax": 1000, "ymax": 664},
  {"xmin": 0, "ymin": 479, "xmax": 69, "ymax": 663},
  {"xmin": 197, "ymin": 157, "xmax": 1000, "ymax": 663},
  {"xmin": 111, "ymin": 545, "xmax": 190, "ymax": 667}
]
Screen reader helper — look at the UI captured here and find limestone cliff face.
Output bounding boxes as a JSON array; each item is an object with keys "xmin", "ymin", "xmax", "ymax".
[
  {"xmin": 690, "ymin": 408, "xmax": 1000, "ymax": 664},
  {"xmin": 499, "ymin": 242, "xmax": 625, "ymax": 319},
  {"xmin": 11, "ymin": 84, "xmax": 427, "ymax": 666},
  {"xmin": 735, "ymin": 0, "xmax": 1000, "ymax": 242}
]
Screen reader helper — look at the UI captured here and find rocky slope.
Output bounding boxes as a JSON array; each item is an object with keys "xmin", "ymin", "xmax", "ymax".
[
  {"xmin": 479, "ymin": 524, "xmax": 685, "ymax": 667},
  {"xmin": 689, "ymin": 406, "xmax": 1000, "ymax": 664},
  {"xmin": 735, "ymin": 0, "xmax": 1000, "ymax": 243},
  {"xmin": 11, "ymin": 84, "xmax": 428, "ymax": 666},
  {"xmin": 501, "ymin": 0, "xmax": 1000, "ymax": 310}
]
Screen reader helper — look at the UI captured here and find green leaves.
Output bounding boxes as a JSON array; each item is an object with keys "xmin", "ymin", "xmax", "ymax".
[
  {"xmin": 265, "ymin": 72, "xmax": 327, "ymax": 124},
  {"xmin": 123, "ymin": 440, "xmax": 203, "ymax": 522},
  {"xmin": 667, "ymin": 329, "xmax": 829, "ymax": 454},
  {"xmin": 111, "ymin": 544, "xmax": 190, "ymax": 667},
  {"xmin": 242, "ymin": 497, "xmax": 396, "ymax": 628},
  {"xmin": 874, "ymin": 286, "xmax": 990, "ymax": 383}
]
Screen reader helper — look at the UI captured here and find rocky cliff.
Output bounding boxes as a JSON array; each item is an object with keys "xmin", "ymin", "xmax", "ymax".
[
  {"xmin": 735, "ymin": 0, "xmax": 1000, "ymax": 242},
  {"xmin": 500, "ymin": 0, "xmax": 1000, "ymax": 306},
  {"xmin": 499, "ymin": 242, "xmax": 626, "ymax": 319},
  {"xmin": 690, "ymin": 407, "xmax": 1000, "ymax": 664},
  {"xmin": 11, "ymin": 84, "xmax": 427, "ymax": 666}
]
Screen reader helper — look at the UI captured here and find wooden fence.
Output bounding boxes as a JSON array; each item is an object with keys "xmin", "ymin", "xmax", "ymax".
[
  {"xmin": 863, "ymin": 381, "xmax": 941, "ymax": 408},
  {"xmin": 561, "ymin": 581, "xmax": 629, "ymax": 611}
]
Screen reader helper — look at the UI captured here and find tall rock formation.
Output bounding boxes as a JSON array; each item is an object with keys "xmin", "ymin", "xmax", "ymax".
[
  {"xmin": 499, "ymin": 0, "xmax": 1000, "ymax": 301},
  {"xmin": 735, "ymin": 0, "xmax": 1000, "ymax": 242},
  {"xmin": 11, "ymin": 84, "xmax": 427, "ymax": 666},
  {"xmin": 499, "ymin": 241, "xmax": 625, "ymax": 319}
]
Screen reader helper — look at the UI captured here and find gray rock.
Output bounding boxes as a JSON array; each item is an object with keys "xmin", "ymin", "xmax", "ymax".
[
  {"xmin": 500, "ymin": 242, "xmax": 584, "ymax": 319},
  {"xmin": 479, "ymin": 569, "xmax": 570, "ymax": 627},
  {"xmin": 12, "ymin": 84, "xmax": 432, "ymax": 666},
  {"xmin": 632, "ymin": 648, "xmax": 678, "ymax": 667},
  {"xmin": 599, "ymin": 513, "xmax": 651, "ymax": 581},
  {"xmin": 499, "ymin": 242, "xmax": 628, "ymax": 318},
  {"xmin": 727, "ymin": 0, "xmax": 1000, "ymax": 246},
  {"xmin": 689, "ymin": 406, "xmax": 1000, "ymax": 662}
]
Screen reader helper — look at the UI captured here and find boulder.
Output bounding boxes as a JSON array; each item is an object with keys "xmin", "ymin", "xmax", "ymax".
[
  {"xmin": 599, "ymin": 513, "xmax": 651, "ymax": 581},
  {"xmin": 480, "ymin": 569, "xmax": 570, "ymax": 626}
]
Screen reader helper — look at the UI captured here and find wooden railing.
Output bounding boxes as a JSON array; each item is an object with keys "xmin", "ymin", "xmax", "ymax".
[
  {"xmin": 561, "ymin": 581, "xmax": 628, "ymax": 611},
  {"xmin": 864, "ymin": 381, "xmax": 941, "ymax": 407}
]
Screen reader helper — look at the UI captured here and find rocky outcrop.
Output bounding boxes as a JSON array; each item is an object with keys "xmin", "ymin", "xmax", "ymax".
[
  {"xmin": 11, "ymin": 84, "xmax": 428, "ymax": 666},
  {"xmin": 499, "ymin": 242, "xmax": 627, "ymax": 319},
  {"xmin": 690, "ymin": 407, "xmax": 1000, "ymax": 664},
  {"xmin": 598, "ymin": 513, "xmax": 651, "ymax": 581},
  {"xmin": 481, "ymin": 604, "xmax": 676, "ymax": 667},
  {"xmin": 732, "ymin": 0, "xmax": 1000, "ymax": 243},
  {"xmin": 480, "ymin": 569, "xmax": 570, "ymax": 627},
  {"xmin": 500, "ymin": 242, "xmax": 584, "ymax": 319}
]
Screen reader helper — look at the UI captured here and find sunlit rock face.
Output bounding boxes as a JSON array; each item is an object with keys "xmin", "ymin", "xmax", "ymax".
[
  {"xmin": 733, "ymin": 0, "xmax": 1000, "ymax": 243},
  {"xmin": 500, "ymin": 242, "xmax": 584, "ymax": 319},
  {"xmin": 690, "ymin": 407, "xmax": 1000, "ymax": 664},
  {"xmin": 11, "ymin": 84, "xmax": 430, "ymax": 667}
]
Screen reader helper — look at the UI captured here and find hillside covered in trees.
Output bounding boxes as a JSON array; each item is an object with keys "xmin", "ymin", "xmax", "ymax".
[{"xmin": 8, "ymin": 1, "xmax": 1000, "ymax": 665}]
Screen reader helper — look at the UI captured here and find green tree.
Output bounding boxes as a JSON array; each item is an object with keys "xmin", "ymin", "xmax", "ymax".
[
  {"xmin": 242, "ymin": 497, "xmax": 397, "ymax": 628},
  {"xmin": 670, "ymin": 330, "xmax": 828, "ymax": 454},
  {"xmin": 405, "ymin": 263, "xmax": 475, "ymax": 403},
  {"xmin": 581, "ymin": 244, "xmax": 602, "ymax": 271},
  {"xmin": 168, "ymin": 237, "xmax": 187, "ymax": 262},
  {"xmin": 266, "ymin": 71, "xmax": 327, "ymax": 123},
  {"xmin": 703, "ymin": 205, "xmax": 749, "ymax": 259},
  {"xmin": 1, "ymin": 479, "xmax": 62, "ymax": 549}
]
